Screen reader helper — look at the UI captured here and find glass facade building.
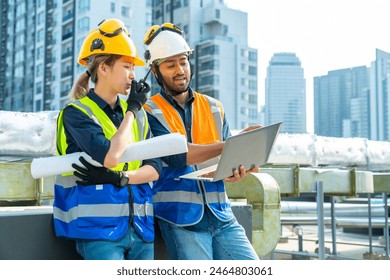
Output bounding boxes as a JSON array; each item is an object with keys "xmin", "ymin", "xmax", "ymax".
[
  {"xmin": 0, "ymin": 0, "xmax": 151, "ymax": 112},
  {"xmin": 369, "ymin": 48, "xmax": 390, "ymax": 140},
  {"xmin": 265, "ymin": 52, "xmax": 306, "ymax": 133},
  {"xmin": 314, "ymin": 66, "xmax": 370, "ymax": 138}
]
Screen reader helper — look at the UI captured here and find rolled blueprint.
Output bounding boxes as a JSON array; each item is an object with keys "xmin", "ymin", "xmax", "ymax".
[{"xmin": 31, "ymin": 133, "xmax": 187, "ymax": 179}]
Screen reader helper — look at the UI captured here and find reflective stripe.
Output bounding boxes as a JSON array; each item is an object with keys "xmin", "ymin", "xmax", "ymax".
[
  {"xmin": 134, "ymin": 202, "xmax": 154, "ymax": 217},
  {"xmin": 154, "ymin": 190, "xmax": 203, "ymax": 204},
  {"xmin": 56, "ymin": 174, "xmax": 77, "ymax": 188},
  {"xmin": 205, "ymin": 191, "xmax": 228, "ymax": 204},
  {"xmin": 53, "ymin": 203, "xmax": 130, "ymax": 223},
  {"xmin": 151, "ymin": 108, "xmax": 163, "ymax": 115},
  {"xmin": 208, "ymin": 104, "xmax": 223, "ymax": 140},
  {"xmin": 154, "ymin": 190, "xmax": 226, "ymax": 205}
]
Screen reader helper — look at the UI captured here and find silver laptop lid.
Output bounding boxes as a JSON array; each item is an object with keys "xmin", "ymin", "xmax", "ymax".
[
  {"xmin": 179, "ymin": 122, "xmax": 282, "ymax": 182},
  {"xmin": 212, "ymin": 122, "xmax": 282, "ymax": 181}
]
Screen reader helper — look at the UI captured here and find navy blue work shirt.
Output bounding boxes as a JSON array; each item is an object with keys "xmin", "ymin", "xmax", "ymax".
[
  {"xmin": 146, "ymin": 87, "xmax": 231, "ymax": 168},
  {"xmin": 62, "ymin": 89, "xmax": 162, "ymax": 174}
]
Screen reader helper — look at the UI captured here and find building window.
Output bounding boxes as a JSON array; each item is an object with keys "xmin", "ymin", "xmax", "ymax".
[
  {"xmin": 203, "ymin": 89, "xmax": 219, "ymax": 99},
  {"xmin": 200, "ymin": 60, "xmax": 218, "ymax": 70},
  {"xmin": 173, "ymin": 0, "xmax": 181, "ymax": 9},
  {"xmin": 249, "ymin": 51, "xmax": 257, "ymax": 61},
  {"xmin": 16, "ymin": 2, "xmax": 26, "ymax": 16},
  {"xmin": 15, "ymin": 34, "xmax": 25, "ymax": 48},
  {"xmin": 198, "ymin": 44, "xmax": 219, "ymax": 56},
  {"xmin": 241, "ymin": 92, "xmax": 248, "ymax": 101},
  {"xmin": 121, "ymin": 6, "xmax": 130, "ymax": 17},
  {"xmin": 249, "ymin": 80, "xmax": 257, "ymax": 90},
  {"xmin": 249, "ymin": 109, "xmax": 258, "ymax": 118},
  {"xmin": 36, "ymin": 64, "xmax": 43, "ymax": 77},
  {"xmin": 15, "ymin": 65, "xmax": 24, "ymax": 78},
  {"xmin": 183, "ymin": 24, "xmax": 188, "ymax": 35},
  {"xmin": 155, "ymin": 10, "xmax": 161, "ymax": 19},
  {"xmin": 248, "ymin": 66, "xmax": 257, "ymax": 76},
  {"xmin": 36, "ymin": 47, "xmax": 43, "ymax": 60},
  {"xmin": 216, "ymin": 9, "xmax": 220, "ymax": 19},
  {"xmin": 78, "ymin": 0, "xmax": 90, "ymax": 13},
  {"xmin": 36, "ymin": 82, "xmax": 42, "ymax": 94},
  {"xmin": 110, "ymin": 2, "xmax": 115, "ymax": 13},
  {"xmin": 78, "ymin": 17, "xmax": 90, "ymax": 32},
  {"xmin": 37, "ymin": 11, "xmax": 45, "ymax": 25},
  {"xmin": 35, "ymin": 100, "xmax": 42, "ymax": 111},
  {"xmin": 249, "ymin": 94, "xmax": 257, "ymax": 104},
  {"xmin": 15, "ymin": 50, "xmax": 25, "ymax": 63},
  {"xmin": 15, "ymin": 18, "xmax": 25, "ymax": 32},
  {"xmin": 37, "ymin": 29, "xmax": 44, "ymax": 42},
  {"xmin": 200, "ymin": 74, "xmax": 219, "ymax": 85}
]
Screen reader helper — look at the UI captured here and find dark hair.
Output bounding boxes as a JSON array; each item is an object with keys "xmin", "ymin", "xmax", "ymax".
[{"xmin": 69, "ymin": 54, "xmax": 121, "ymax": 100}]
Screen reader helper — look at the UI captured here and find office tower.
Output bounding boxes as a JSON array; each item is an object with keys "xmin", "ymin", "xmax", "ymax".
[
  {"xmin": 150, "ymin": 0, "xmax": 259, "ymax": 130},
  {"xmin": 265, "ymin": 53, "xmax": 306, "ymax": 133},
  {"xmin": 314, "ymin": 66, "xmax": 370, "ymax": 138},
  {"xmin": 0, "ymin": 0, "xmax": 151, "ymax": 112},
  {"xmin": 370, "ymin": 49, "xmax": 390, "ymax": 140}
]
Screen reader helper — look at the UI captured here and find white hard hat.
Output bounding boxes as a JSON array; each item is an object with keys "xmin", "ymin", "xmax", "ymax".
[{"xmin": 143, "ymin": 23, "xmax": 192, "ymax": 67}]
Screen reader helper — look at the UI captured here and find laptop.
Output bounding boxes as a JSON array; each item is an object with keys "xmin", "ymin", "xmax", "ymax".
[{"xmin": 179, "ymin": 122, "xmax": 282, "ymax": 182}]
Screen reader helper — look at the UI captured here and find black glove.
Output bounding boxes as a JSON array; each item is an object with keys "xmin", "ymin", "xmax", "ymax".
[
  {"xmin": 126, "ymin": 79, "xmax": 150, "ymax": 117},
  {"xmin": 72, "ymin": 156, "xmax": 121, "ymax": 186}
]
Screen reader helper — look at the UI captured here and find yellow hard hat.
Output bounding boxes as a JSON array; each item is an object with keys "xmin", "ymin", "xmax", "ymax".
[{"xmin": 78, "ymin": 18, "xmax": 145, "ymax": 66}]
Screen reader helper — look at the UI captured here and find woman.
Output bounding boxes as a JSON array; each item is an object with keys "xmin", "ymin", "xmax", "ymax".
[{"xmin": 53, "ymin": 18, "xmax": 161, "ymax": 260}]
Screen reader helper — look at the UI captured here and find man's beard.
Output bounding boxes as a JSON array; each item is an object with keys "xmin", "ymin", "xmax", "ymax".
[{"xmin": 163, "ymin": 76, "xmax": 190, "ymax": 96}]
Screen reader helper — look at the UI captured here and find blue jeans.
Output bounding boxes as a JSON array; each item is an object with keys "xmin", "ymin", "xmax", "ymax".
[
  {"xmin": 158, "ymin": 206, "xmax": 259, "ymax": 260},
  {"xmin": 75, "ymin": 225, "xmax": 153, "ymax": 260}
]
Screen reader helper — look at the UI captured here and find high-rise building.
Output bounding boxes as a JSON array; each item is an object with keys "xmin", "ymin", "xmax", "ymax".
[
  {"xmin": 0, "ymin": 0, "xmax": 152, "ymax": 112},
  {"xmin": 314, "ymin": 66, "xmax": 370, "ymax": 138},
  {"xmin": 265, "ymin": 52, "xmax": 306, "ymax": 133},
  {"xmin": 150, "ymin": 0, "xmax": 259, "ymax": 130},
  {"xmin": 369, "ymin": 48, "xmax": 390, "ymax": 140}
]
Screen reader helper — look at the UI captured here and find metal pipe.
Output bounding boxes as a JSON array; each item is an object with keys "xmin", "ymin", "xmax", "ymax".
[
  {"xmin": 330, "ymin": 196, "xmax": 337, "ymax": 255},
  {"xmin": 292, "ymin": 224, "xmax": 303, "ymax": 252},
  {"xmin": 316, "ymin": 181, "xmax": 325, "ymax": 259},
  {"xmin": 383, "ymin": 192, "xmax": 389, "ymax": 257},
  {"xmin": 368, "ymin": 193, "xmax": 373, "ymax": 254}
]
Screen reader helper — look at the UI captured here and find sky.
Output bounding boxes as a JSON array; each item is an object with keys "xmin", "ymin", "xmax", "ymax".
[{"xmin": 224, "ymin": 0, "xmax": 390, "ymax": 132}]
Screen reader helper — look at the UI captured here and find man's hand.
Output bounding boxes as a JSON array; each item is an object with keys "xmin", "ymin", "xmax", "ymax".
[
  {"xmin": 223, "ymin": 164, "xmax": 260, "ymax": 183},
  {"xmin": 239, "ymin": 125, "xmax": 262, "ymax": 134},
  {"xmin": 72, "ymin": 156, "xmax": 121, "ymax": 186},
  {"xmin": 126, "ymin": 79, "xmax": 151, "ymax": 117}
]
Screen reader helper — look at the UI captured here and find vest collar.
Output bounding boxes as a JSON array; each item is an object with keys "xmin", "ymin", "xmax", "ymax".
[{"xmin": 159, "ymin": 87, "xmax": 195, "ymax": 108}]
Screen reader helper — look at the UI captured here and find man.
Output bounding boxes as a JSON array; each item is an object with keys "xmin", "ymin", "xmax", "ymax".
[{"xmin": 142, "ymin": 23, "xmax": 259, "ymax": 260}]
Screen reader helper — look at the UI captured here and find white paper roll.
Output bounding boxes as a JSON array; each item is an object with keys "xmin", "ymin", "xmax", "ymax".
[{"xmin": 31, "ymin": 133, "xmax": 187, "ymax": 179}]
